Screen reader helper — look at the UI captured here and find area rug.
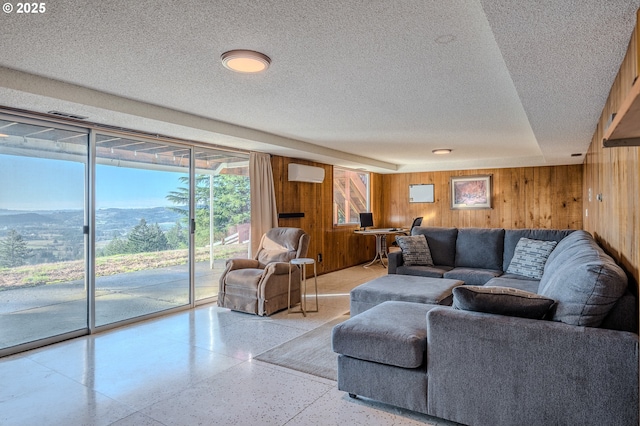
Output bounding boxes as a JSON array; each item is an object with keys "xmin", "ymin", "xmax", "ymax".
[{"xmin": 255, "ymin": 313, "xmax": 349, "ymax": 381}]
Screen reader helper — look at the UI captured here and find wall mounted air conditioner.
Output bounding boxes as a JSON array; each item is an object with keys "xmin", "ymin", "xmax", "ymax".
[{"xmin": 288, "ymin": 163, "xmax": 325, "ymax": 183}]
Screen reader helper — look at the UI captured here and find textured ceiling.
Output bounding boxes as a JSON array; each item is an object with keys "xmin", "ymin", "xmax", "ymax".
[{"xmin": 1, "ymin": 0, "xmax": 639, "ymax": 173}]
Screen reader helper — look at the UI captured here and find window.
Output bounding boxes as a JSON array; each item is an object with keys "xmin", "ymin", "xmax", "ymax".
[{"xmin": 333, "ymin": 167, "xmax": 370, "ymax": 225}]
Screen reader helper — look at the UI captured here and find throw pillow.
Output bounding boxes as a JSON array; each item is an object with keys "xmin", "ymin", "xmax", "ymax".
[
  {"xmin": 396, "ymin": 235, "xmax": 434, "ymax": 266},
  {"xmin": 452, "ymin": 285, "xmax": 556, "ymax": 320},
  {"xmin": 506, "ymin": 238, "xmax": 558, "ymax": 279}
]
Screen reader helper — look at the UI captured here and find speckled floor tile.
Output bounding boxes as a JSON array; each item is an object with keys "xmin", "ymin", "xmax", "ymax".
[
  {"xmin": 0, "ymin": 357, "xmax": 136, "ymax": 426},
  {"xmin": 0, "ymin": 264, "xmax": 453, "ymax": 426},
  {"xmin": 140, "ymin": 360, "xmax": 333, "ymax": 425},
  {"xmin": 286, "ymin": 387, "xmax": 457, "ymax": 426},
  {"xmin": 26, "ymin": 327, "xmax": 243, "ymax": 410}
]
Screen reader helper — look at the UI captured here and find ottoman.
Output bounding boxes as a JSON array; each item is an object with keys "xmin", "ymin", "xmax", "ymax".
[
  {"xmin": 332, "ymin": 300, "xmax": 440, "ymax": 414},
  {"xmin": 350, "ymin": 275, "xmax": 464, "ymax": 315}
]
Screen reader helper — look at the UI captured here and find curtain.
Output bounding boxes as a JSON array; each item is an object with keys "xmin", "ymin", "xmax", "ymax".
[{"xmin": 249, "ymin": 152, "xmax": 279, "ymax": 257}]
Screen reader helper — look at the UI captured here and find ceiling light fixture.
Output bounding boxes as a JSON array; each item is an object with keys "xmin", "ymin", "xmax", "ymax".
[
  {"xmin": 221, "ymin": 50, "xmax": 271, "ymax": 73},
  {"xmin": 432, "ymin": 149, "xmax": 452, "ymax": 155}
]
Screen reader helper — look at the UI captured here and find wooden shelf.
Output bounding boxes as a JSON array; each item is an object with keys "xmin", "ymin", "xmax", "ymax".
[
  {"xmin": 603, "ymin": 9, "xmax": 640, "ymax": 148},
  {"xmin": 603, "ymin": 77, "xmax": 640, "ymax": 147}
]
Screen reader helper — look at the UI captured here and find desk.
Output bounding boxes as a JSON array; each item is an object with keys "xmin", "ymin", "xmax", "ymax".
[{"xmin": 354, "ymin": 228, "xmax": 408, "ymax": 267}]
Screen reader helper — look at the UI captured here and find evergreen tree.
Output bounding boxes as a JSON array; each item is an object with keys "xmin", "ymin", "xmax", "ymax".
[
  {"xmin": 0, "ymin": 229, "xmax": 32, "ymax": 267},
  {"xmin": 166, "ymin": 174, "xmax": 250, "ymax": 245},
  {"xmin": 166, "ymin": 220, "xmax": 188, "ymax": 249},
  {"xmin": 126, "ymin": 218, "xmax": 168, "ymax": 253},
  {"xmin": 102, "ymin": 234, "xmax": 129, "ymax": 256}
]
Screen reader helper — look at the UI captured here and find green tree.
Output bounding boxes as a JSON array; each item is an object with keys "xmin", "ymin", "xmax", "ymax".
[
  {"xmin": 213, "ymin": 174, "xmax": 251, "ymax": 238},
  {"xmin": 127, "ymin": 219, "xmax": 168, "ymax": 253},
  {"xmin": 166, "ymin": 220, "xmax": 188, "ymax": 249},
  {"xmin": 102, "ymin": 233, "xmax": 129, "ymax": 256},
  {"xmin": 0, "ymin": 229, "xmax": 32, "ymax": 267},
  {"xmin": 166, "ymin": 174, "xmax": 250, "ymax": 245}
]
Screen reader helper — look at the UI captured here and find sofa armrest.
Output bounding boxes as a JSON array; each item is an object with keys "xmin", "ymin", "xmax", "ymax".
[
  {"xmin": 425, "ymin": 307, "xmax": 639, "ymax": 426},
  {"xmin": 387, "ymin": 250, "xmax": 403, "ymax": 274}
]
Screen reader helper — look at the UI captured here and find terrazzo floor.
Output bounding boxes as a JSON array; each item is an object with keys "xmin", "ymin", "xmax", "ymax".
[{"xmin": 0, "ymin": 264, "xmax": 459, "ymax": 426}]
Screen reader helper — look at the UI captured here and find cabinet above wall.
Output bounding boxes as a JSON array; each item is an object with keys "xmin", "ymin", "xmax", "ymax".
[
  {"xmin": 603, "ymin": 78, "xmax": 640, "ymax": 147},
  {"xmin": 603, "ymin": 9, "xmax": 640, "ymax": 148}
]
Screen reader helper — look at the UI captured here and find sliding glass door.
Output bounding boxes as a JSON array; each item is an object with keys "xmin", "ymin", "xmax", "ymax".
[
  {"xmin": 0, "ymin": 112, "xmax": 251, "ymax": 356},
  {"xmin": 193, "ymin": 148, "xmax": 250, "ymax": 301},
  {"xmin": 94, "ymin": 134, "xmax": 190, "ymax": 326},
  {"xmin": 0, "ymin": 117, "xmax": 88, "ymax": 350}
]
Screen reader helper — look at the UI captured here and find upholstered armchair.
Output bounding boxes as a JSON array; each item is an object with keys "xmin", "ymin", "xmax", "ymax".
[{"xmin": 218, "ymin": 227, "xmax": 310, "ymax": 316}]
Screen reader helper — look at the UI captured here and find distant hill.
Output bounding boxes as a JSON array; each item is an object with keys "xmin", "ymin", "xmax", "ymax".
[{"xmin": 0, "ymin": 213, "xmax": 59, "ymax": 226}]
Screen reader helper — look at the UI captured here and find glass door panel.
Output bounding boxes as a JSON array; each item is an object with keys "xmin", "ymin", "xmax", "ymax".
[
  {"xmin": 95, "ymin": 135, "xmax": 190, "ymax": 326},
  {"xmin": 0, "ymin": 118, "xmax": 88, "ymax": 350},
  {"xmin": 194, "ymin": 149, "xmax": 250, "ymax": 301}
]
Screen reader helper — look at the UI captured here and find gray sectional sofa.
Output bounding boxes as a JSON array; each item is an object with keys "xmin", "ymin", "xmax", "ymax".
[{"xmin": 332, "ymin": 227, "xmax": 639, "ymax": 425}]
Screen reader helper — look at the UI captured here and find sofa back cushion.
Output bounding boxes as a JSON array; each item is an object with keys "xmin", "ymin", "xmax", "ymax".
[
  {"xmin": 539, "ymin": 230, "xmax": 628, "ymax": 327},
  {"xmin": 455, "ymin": 228, "xmax": 505, "ymax": 270},
  {"xmin": 503, "ymin": 229, "xmax": 574, "ymax": 271},
  {"xmin": 411, "ymin": 227, "xmax": 458, "ymax": 267}
]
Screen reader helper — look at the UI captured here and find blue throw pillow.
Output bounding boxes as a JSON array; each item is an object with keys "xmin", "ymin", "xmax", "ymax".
[{"xmin": 507, "ymin": 238, "xmax": 557, "ymax": 279}]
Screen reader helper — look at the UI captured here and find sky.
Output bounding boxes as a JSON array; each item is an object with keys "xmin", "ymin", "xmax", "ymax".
[{"xmin": 0, "ymin": 155, "xmax": 186, "ymax": 211}]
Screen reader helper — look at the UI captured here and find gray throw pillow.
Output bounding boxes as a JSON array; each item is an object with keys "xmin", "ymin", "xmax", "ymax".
[
  {"xmin": 453, "ymin": 285, "xmax": 556, "ymax": 320},
  {"xmin": 506, "ymin": 237, "xmax": 558, "ymax": 279},
  {"xmin": 396, "ymin": 235, "xmax": 434, "ymax": 266}
]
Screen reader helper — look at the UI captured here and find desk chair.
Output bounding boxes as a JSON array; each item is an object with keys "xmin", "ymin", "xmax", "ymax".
[{"xmin": 392, "ymin": 217, "xmax": 423, "ymax": 246}]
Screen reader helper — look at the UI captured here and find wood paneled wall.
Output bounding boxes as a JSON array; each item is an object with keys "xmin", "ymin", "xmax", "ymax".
[
  {"xmin": 584, "ymin": 17, "xmax": 639, "ymax": 288},
  {"xmin": 381, "ymin": 166, "xmax": 583, "ymax": 231},
  {"xmin": 272, "ymin": 155, "xmax": 582, "ymax": 274},
  {"xmin": 271, "ymin": 156, "xmax": 383, "ymax": 275}
]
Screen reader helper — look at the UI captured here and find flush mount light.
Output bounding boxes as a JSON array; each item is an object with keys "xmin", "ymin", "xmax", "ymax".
[
  {"xmin": 432, "ymin": 149, "xmax": 452, "ymax": 155},
  {"xmin": 221, "ymin": 50, "xmax": 271, "ymax": 73}
]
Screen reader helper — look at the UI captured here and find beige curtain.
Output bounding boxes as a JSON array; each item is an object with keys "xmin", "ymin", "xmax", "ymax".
[{"xmin": 249, "ymin": 152, "xmax": 279, "ymax": 257}]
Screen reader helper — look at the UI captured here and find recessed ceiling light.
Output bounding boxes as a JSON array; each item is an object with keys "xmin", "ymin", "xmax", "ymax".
[
  {"xmin": 432, "ymin": 149, "xmax": 452, "ymax": 155},
  {"xmin": 221, "ymin": 50, "xmax": 271, "ymax": 73}
]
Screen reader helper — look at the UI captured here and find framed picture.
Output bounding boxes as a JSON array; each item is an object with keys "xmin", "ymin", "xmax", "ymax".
[{"xmin": 450, "ymin": 175, "xmax": 492, "ymax": 209}]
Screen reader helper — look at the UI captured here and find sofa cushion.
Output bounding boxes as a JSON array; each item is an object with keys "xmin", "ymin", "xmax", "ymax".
[
  {"xmin": 503, "ymin": 229, "xmax": 574, "ymax": 271},
  {"xmin": 443, "ymin": 268, "xmax": 502, "ymax": 285},
  {"xmin": 539, "ymin": 230, "xmax": 628, "ymax": 327},
  {"xmin": 455, "ymin": 228, "xmax": 505, "ymax": 270},
  {"xmin": 506, "ymin": 238, "xmax": 558, "ymax": 279},
  {"xmin": 485, "ymin": 276, "xmax": 540, "ymax": 293},
  {"xmin": 396, "ymin": 265, "xmax": 452, "ymax": 278},
  {"xmin": 452, "ymin": 285, "xmax": 556, "ymax": 319},
  {"xmin": 411, "ymin": 227, "xmax": 458, "ymax": 267},
  {"xmin": 333, "ymin": 301, "xmax": 437, "ymax": 368},
  {"xmin": 396, "ymin": 235, "xmax": 434, "ymax": 266}
]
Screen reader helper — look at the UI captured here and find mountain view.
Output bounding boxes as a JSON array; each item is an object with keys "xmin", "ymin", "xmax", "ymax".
[{"xmin": 0, "ymin": 207, "xmax": 184, "ymax": 265}]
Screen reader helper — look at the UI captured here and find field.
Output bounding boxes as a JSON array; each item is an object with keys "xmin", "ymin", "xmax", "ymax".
[{"xmin": 0, "ymin": 243, "xmax": 248, "ymax": 290}]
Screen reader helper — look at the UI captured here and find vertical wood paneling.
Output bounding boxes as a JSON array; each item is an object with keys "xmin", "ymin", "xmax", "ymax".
[
  {"xmin": 380, "ymin": 166, "xmax": 582, "ymax": 232},
  {"xmin": 584, "ymin": 16, "xmax": 639, "ymax": 289},
  {"xmin": 271, "ymin": 156, "xmax": 376, "ymax": 275},
  {"xmin": 272, "ymin": 158, "xmax": 581, "ymax": 274}
]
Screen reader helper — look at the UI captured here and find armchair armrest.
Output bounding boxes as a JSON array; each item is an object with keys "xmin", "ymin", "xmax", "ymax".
[
  {"xmin": 388, "ymin": 250, "xmax": 403, "ymax": 274},
  {"xmin": 264, "ymin": 261, "xmax": 292, "ymax": 275},
  {"xmin": 425, "ymin": 307, "xmax": 639, "ymax": 426},
  {"xmin": 226, "ymin": 258, "xmax": 260, "ymax": 271}
]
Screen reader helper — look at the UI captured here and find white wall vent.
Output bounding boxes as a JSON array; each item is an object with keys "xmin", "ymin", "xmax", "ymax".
[{"xmin": 288, "ymin": 163, "xmax": 325, "ymax": 183}]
